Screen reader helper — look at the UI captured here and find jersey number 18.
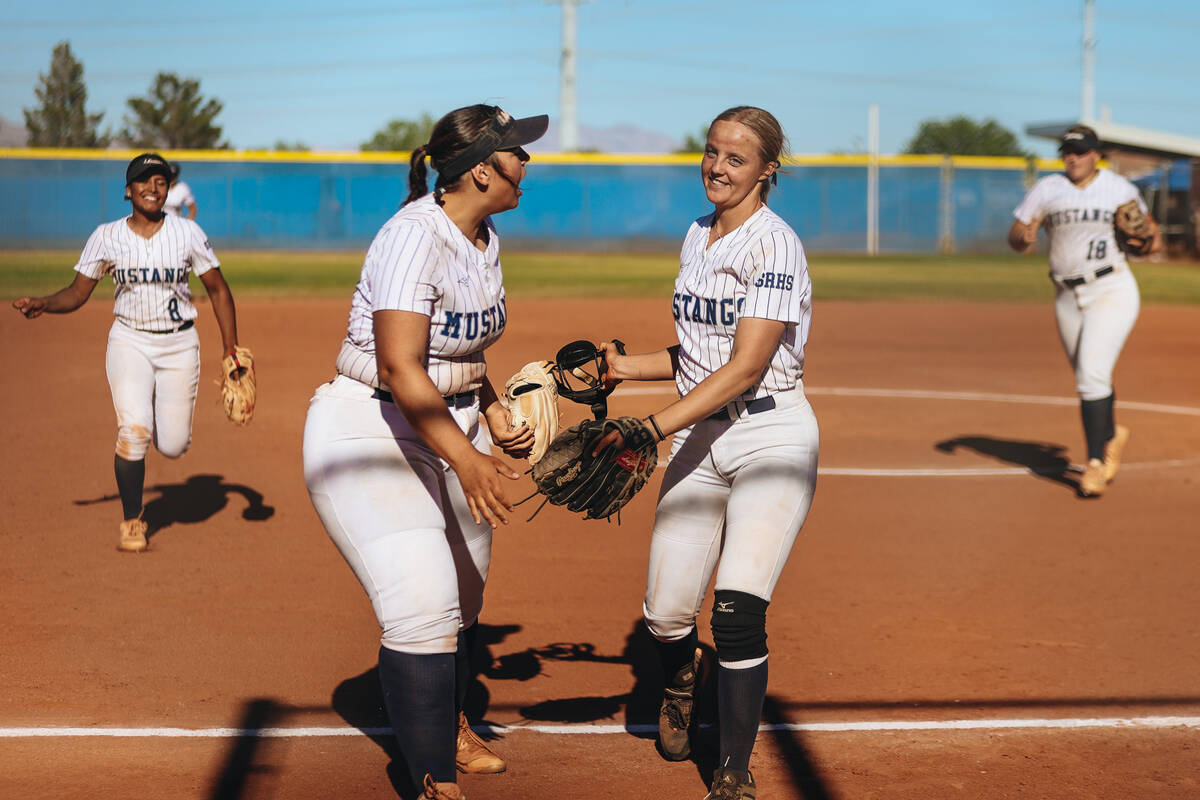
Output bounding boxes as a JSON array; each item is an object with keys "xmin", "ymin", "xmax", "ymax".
[{"xmin": 1086, "ymin": 239, "xmax": 1108, "ymax": 260}]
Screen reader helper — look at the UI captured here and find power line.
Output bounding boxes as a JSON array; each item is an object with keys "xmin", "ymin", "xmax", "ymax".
[{"xmin": 3, "ymin": 1, "xmax": 548, "ymax": 30}]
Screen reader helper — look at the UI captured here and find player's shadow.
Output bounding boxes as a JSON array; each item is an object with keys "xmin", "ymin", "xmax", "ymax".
[
  {"xmin": 935, "ymin": 435, "xmax": 1083, "ymax": 492},
  {"xmin": 761, "ymin": 695, "xmax": 835, "ymax": 800},
  {"xmin": 512, "ymin": 620, "xmax": 725, "ymax": 786},
  {"xmin": 513, "ymin": 619, "xmax": 678, "ymax": 733},
  {"xmin": 74, "ymin": 473, "xmax": 275, "ymax": 540},
  {"xmin": 515, "ymin": 621, "xmax": 832, "ymax": 795}
]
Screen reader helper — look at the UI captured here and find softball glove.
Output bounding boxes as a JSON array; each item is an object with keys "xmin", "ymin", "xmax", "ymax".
[
  {"xmin": 1114, "ymin": 199, "xmax": 1154, "ymax": 256},
  {"xmin": 527, "ymin": 416, "xmax": 658, "ymax": 521},
  {"xmin": 503, "ymin": 360, "xmax": 561, "ymax": 465},
  {"xmin": 218, "ymin": 345, "xmax": 256, "ymax": 425}
]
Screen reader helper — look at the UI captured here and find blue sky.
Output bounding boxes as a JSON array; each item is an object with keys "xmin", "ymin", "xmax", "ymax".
[{"xmin": 2, "ymin": 0, "xmax": 1196, "ymax": 157}]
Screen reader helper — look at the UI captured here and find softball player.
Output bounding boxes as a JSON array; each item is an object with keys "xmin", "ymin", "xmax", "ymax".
[
  {"xmin": 1008, "ymin": 125, "xmax": 1161, "ymax": 497},
  {"xmin": 301, "ymin": 105, "xmax": 547, "ymax": 800},
  {"xmin": 164, "ymin": 162, "xmax": 198, "ymax": 219},
  {"xmin": 600, "ymin": 106, "xmax": 818, "ymax": 800},
  {"xmin": 11, "ymin": 152, "xmax": 242, "ymax": 552}
]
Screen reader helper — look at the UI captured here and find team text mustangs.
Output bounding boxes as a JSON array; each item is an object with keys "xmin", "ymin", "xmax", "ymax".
[{"xmin": 673, "ymin": 270, "xmax": 794, "ymax": 328}]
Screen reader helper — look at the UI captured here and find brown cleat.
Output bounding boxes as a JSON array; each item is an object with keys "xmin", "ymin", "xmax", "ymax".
[
  {"xmin": 704, "ymin": 767, "xmax": 757, "ymax": 800},
  {"xmin": 456, "ymin": 712, "xmax": 506, "ymax": 774},
  {"xmin": 1078, "ymin": 458, "xmax": 1107, "ymax": 497},
  {"xmin": 658, "ymin": 647, "xmax": 701, "ymax": 761},
  {"xmin": 421, "ymin": 774, "xmax": 464, "ymax": 800},
  {"xmin": 1103, "ymin": 425, "xmax": 1130, "ymax": 482},
  {"xmin": 117, "ymin": 518, "xmax": 148, "ymax": 552}
]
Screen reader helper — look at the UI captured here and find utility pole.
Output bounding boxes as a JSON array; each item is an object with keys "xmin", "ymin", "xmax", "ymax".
[
  {"xmin": 867, "ymin": 104, "xmax": 879, "ymax": 255},
  {"xmin": 1081, "ymin": 0, "xmax": 1095, "ymax": 121},
  {"xmin": 558, "ymin": 0, "xmax": 580, "ymax": 152}
]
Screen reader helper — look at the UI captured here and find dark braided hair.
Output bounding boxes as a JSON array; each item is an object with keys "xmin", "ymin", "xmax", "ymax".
[{"xmin": 405, "ymin": 104, "xmax": 507, "ymax": 206}]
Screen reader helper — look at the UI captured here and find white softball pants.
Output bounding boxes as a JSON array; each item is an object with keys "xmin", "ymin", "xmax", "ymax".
[
  {"xmin": 105, "ymin": 320, "xmax": 201, "ymax": 461},
  {"xmin": 1054, "ymin": 267, "xmax": 1140, "ymax": 401},
  {"xmin": 643, "ymin": 384, "xmax": 819, "ymax": 643},
  {"xmin": 302, "ymin": 375, "xmax": 493, "ymax": 655}
]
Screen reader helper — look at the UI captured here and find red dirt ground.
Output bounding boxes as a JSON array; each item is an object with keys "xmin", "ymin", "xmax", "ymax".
[{"xmin": 3, "ymin": 297, "xmax": 1199, "ymax": 799}]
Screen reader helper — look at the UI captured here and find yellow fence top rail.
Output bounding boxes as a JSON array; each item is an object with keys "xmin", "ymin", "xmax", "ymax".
[{"xmin": 0, "ymin": 147, "xmax": 1064, "ymax": 171}]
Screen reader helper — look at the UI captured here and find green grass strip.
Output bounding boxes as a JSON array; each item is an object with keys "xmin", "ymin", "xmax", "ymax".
[{"xmin": 3, "ymin": 250, "xmax": 1199, "ymax": 305}]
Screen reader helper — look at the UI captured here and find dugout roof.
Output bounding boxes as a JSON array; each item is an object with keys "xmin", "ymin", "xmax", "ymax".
[{"xmin": 1026, "ymin": 120, "xmax": 1200, "ymax": 160}]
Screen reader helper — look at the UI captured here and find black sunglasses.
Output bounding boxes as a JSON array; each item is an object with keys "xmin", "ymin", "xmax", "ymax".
[{"xmin": 497, "ymin": 146, "xmax": 530, "ymax": 163}]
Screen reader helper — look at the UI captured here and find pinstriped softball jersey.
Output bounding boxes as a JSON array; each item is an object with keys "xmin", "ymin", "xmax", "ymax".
[
  {"xmin": 164, "ymin": 180, "xmax": 196, "ymax": 217},
  {"xmin": 335, "ymin": 194, "xmax": 506, "ymax": 395},
  {"xmin": 672, "ymin": 205, "xmax": 811, "ymax": 399},
  {"xmin": 1013, "ymin": 169, "xmax": 1146, "ymax": 282},
  {"xmin": 643, "ymin": 200, "xmax": 820, "ymax": 644},
  {"xmin": 74, "ymin": 215, "xmax": 218, "ymax": 331}
]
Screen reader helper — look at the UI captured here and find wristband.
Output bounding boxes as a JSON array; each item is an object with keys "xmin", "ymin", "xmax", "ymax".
[{"xmin": 646, "ymin": 414, "xmax": 666, "ymax": 442}]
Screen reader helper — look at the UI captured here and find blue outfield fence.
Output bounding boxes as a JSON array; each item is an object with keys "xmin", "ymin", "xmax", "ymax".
[{"xmin": 0, "ymin": 151, "xmax": 1052, "ymax": 252}]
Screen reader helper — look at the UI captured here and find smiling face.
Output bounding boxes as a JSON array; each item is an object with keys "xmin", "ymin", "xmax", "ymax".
[
  {"xmin": 701, "ymin": 120, "xmax": 776, "ymax": 215},
  {"xmin": 128, "ymin": 174, "xmax": 169, "ymax": 216}
]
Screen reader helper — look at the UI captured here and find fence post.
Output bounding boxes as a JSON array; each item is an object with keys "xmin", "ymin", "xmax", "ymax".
[
  {"xmin": 866, "ymin": 104, "xmax": 879, "ymax": 255},
  {"xmin": 938, "ymin": 156, "xmax": 955, "ymax": 255}
]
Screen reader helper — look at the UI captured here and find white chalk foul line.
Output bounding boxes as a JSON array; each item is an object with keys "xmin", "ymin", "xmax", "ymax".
[
  {"xmin": 819, "ymin": 458, "xmax": 1200, "ymax": 478},
  {"xmin": 613, "ymin": 385, "xmax": 1200, "ymax": 476},
  {"xmin": 3, "ymin": 716, "xmax": 1200, "ymax": 738},
  {"xmin": 615, "ymin": 385, "xmax": 1200, "ymax": 417}
]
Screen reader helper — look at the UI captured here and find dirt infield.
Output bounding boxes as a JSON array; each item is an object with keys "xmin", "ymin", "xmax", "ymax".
[{"xmin": 3, "ymin": 297, "xmax": 1200, "ymax": 799}]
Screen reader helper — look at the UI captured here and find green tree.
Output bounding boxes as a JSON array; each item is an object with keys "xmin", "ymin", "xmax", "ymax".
[
  {"xmin": 674, "ymin": 126, "xmax": 708, "ymax": 154},
  {"xmin": 903, "ymin": 116, "xmax": 1031, "ymax": 157},
  {"xmin": 361, "ymin": 114, "xmax": 436, "ymax": 151},
  {"xmin": 23, "ymin": 41, "xmax": 109, "ymax": 147},
  {"xmin": 121, "ymin": 73, "xmax": 227, "ymax": 149},
  {"xmin": 272, "ymin": 140, "xmax": 310, "ymax": 152}
]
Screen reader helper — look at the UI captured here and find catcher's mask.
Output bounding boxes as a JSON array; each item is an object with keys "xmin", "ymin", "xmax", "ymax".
[{"xmin": 550, "ymin": 339, "xmax": 625, "ymax": 420}]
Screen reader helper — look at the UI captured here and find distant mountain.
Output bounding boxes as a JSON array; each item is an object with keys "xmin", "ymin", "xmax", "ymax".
[
  {"xmin": 0, "ymin": 115, "xmax": 27, "ymax": 147},
  {"xmin": 530, "ymin": 120, "xmax": 681, "ymax": 154}
]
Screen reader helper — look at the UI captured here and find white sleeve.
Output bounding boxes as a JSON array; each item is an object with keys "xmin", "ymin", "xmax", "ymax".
[
  {"xmin": 180, "ymin": 182, "xmax": 196, "ymax": 208},
  {"xmin": 739, "ymin": 230, "xmax": 808, "ymax": 324},
  {"xmin": 73, "ymin": 225, "xmax": 113, "ymax": 280},
  {"xmin": 1013, "ymin": 179, "xmax": 1049, "ymax": 224},
  {"xmin": 186, "ymin": 221, "xmax": 220, "ymax": 276},
  {"xmin": 367, "ymin": 224, "xmax": 439, "ymax": 316},
  {"xmin": 1116, "ymin": 175, "xmax": 1149, "ymax": 213}
]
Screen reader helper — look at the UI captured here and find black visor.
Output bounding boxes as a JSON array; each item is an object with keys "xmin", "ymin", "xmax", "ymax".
[
  {"xmin": 126, "ymin": 153, "xmax": 172, "ymax": 185},
  {"xmin": 1059, "ymin": 130, "xmax": 1100, "ymax": 155},
  {"xmin": 435, "ymin": 109, "xmax": 549, "ymax": 187}
]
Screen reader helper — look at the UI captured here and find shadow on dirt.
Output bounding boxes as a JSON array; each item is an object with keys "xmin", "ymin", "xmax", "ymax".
[
  {"xmin": 329, "ymin": 619, "xmax": 835, "ymax": 798},
  {"xmin": 206, "ymin": 698, "xmax": 282, "ymax": 800},
  {"xmin": 75, "ymin": 473, "xmax": 275, "ymax": 539},
  {"xmin": 935, "ymin": 435, "xmax": 1085, "ymax": 493}
]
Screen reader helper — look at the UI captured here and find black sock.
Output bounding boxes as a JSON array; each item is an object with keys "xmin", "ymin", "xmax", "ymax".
[
  {"xmin": 1080, "ymin": 394, "xmax": 1115, "ymax": 461},
  {"xmin": 717, "ymin": 659, "xmax": 768, "ymax": 772},
  {"xmin": 455, "ymin": 623, "xmax": 479, "ymax": 714},
  {"xmin": 377, "ymin": 646, "xmax": 456, "ymax": 786},
  {"xmin": 113, "ymin": 456, "xmax": 145, "ymax": 520},
  {"xmin": 655, "ymin": 626, "xmax": 698, "ymax": 687}
]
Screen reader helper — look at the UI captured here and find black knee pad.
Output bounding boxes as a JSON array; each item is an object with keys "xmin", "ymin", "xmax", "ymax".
[{"xmin": 710, "ymin": 590, "xmax": 769, "ymax": 662}]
